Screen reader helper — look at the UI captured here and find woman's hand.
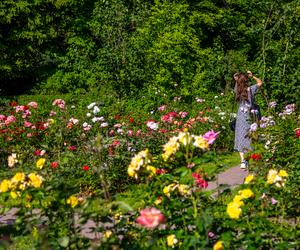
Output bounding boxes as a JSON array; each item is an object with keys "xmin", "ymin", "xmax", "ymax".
[{"xmin": 247, "ymin": 71, "xmax": 253, "ymax": 78}]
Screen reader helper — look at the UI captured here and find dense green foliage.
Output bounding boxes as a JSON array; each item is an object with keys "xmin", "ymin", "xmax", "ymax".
[{"xmin": 1, "ymin": 0, "xmax": 299, "ymax": 102}]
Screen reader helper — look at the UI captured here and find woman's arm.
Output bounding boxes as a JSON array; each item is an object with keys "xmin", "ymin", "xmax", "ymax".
[{"xmin": 247, "ymin": 71, "xmax": 263, "ymax": 87}]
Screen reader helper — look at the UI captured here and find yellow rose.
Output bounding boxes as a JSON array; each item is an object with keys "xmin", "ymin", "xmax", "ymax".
[
  {"xmin": 11, "ymin": 172, "xmax": 25, "ymax": 184},
  {"xmin": 67, "ymin": 195, "xmax": 79, "ymax": 208},
  {"xmin": 278, "ymin": 170, "xmax": 288, "ymax": 177},
  {"xmin": 103, "ymin": 230, "xmax": 112, "ymax": 238},
  {"xmin": 163, "ymin": 183, "xmax": 176, "ymax": 197},
  {"xmin": 267, "ymin": 169, "xmax": 278, "ymax": 184},
  {"xmin": 28, "ymin": 173, "xmax": 43, "ymax": 188},
  {"xmin": 36, "ymin": 158, "xmax": 46, "ymax": 169},
  {"xmin": 238, "ymin": 189, "xmax": 255, "ymax": 199},
  {"xmin": 167, "ymin": 234, "xmax": 178, "ymax": 247},
  {"xmin": 233, "ymin": 195, "xmax": 244, "ymax": 206},
  {"xmin": 146, "ymin": 165, "xmax": 157, "ymax": 177},
  {"xmin": 0, "ymin": 179, "xmax": 11, "ymax": 192},
  {"xmin": 177, "ymin": 184, "xmax": 190, "ymax": 196},
  {"xmin": 244, "ymin": 174, "xmax": 254, "ymax": 184},
  {"xmin": 227, "ymin": 202, "xmax": 242, "ymax": 219},
  {"xmin": 213, "ymin": 240, "xmax": 224, "ymax": 250},
  {"xmin": 10, "ymin": 191, "xmax": 20, "ymax": 199}
]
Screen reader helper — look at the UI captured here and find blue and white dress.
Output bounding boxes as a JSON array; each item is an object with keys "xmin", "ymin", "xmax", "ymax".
[{"xmin": 234, "ymin": 84, "xmax": 259, "ymax": 152}]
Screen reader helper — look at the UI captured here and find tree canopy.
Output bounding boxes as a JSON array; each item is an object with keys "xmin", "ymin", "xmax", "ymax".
[{"xmin": 0, "ymin": 0, "xmax": 299, "ymax": 103}]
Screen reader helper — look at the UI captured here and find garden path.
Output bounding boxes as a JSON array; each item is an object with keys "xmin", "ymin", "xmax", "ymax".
[{"xmin": 0, "ymin": 165, "xmax": 249, "ymax": 240}]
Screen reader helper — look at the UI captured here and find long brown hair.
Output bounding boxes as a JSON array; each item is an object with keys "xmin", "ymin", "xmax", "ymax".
[{"xmin": 235, "ymin": 73, "xmax": 249, "ymax": 102}]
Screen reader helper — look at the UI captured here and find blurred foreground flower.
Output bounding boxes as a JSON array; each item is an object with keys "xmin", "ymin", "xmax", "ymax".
[
  {"xmin": 167, "ymin": 234, "xmax": 178, "ymax": 248},
  {"xmin": 202, "ymin": 130, "xmax": 219, "ymax": 144},
  {"xmin": 267, "ymin": 169, "xmax": 288, "ymax": 187},
  {"xmin": 213, "ymin": 240, "xmax": 224, "ymax": 250},
  {"xmin": 8, "ymin": 153, "xmax": 18, "ymax": 167},
  {"xmin": 36, "ymin": 158, "xmax": 46, "ymax": 169},
  {"xmin": 67, "ymin": 195, "xmax": 79, "ymax": 208},
  {"xmin": 136, "ymin": 207, "xmax": 165, "ymax": 229}
]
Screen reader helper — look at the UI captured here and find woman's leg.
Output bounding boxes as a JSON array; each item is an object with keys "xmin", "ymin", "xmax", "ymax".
[{"xmin": 239, "ymin": 152, "xmax": 245, "ymax": 162}]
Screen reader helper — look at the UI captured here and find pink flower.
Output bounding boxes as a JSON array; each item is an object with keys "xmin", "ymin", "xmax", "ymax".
[
  {"xmin": 146, "ymin": 120, "xmax": 159, "ymax": 130},
  {"xmin": 158, "ymin": 105, "xmax": 167, "ymax": 112},
  {"xmin": 271, "ymin": 197, "xmax": 278, "ymax": 205},
  {"xmin": 112, "ymin": 140, "xmax": 120, "ymax": 147},
  {"xmin": 49, "ymin": 111, "xmax": 57, "ymax": 117},
  {"xmin": 68, "ymin": 146, "xmax": 77, "ymax": 151},
  {"xmin": 203, "ymin": 130, "xmax": 220, "ymax": 145},
  {"xmin": 295, "ymin": 128, "xmax": 300, "ymax": 138},
  {"xmin": 22, "ymin": 109, "xmax": 31, "ymax": 118},
  {"xmin": 161, "ymin": 111, "xmax": 177, "ymax": 123},
  {"xmin": 0, "ymin": 115, "xmax": 6, "ymax": 121},
  {"xmin": 136, "ymin": 129, "xmax": 142, "ymax": 137},
  {"xmin": 24, "ymin": 121, "xmax": 32, "ymax": 128},
  {"xmin": 52, "ymin": 99, "xmax": 65, "ymax": 109},
  {"xmin": 127, "ymin": 130, "xmax": 134, "ymax": 137},
  {"xmin": 208, "ymin": 232, "xmax": 215, "ymax": 238},
  {"xmin": 109, "ymin": 130, "xmax": 115, "ymax": 136},
  {"xmin": 179, "ymin": 111, "xmax": 188, "ymax": 118},
  {"xmin": 136, "ymin": 207, "xmax": 165, "ymax": 229},
  {"xmin": 28, "ymin": 102, "xmax": 38, "ymax": 109},
  {"xmin": 5, "ymin": 116, "xmax": 16, "ymax": 125}
]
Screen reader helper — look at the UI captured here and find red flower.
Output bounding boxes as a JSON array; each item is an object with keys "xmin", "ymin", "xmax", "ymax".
[
  {"xmin": 68, "ymin": 146, "xmax": 77, "ymax": 151},
  {"xmin": 156, "ymin": 169, "xmax": 166, "ymax": 175},
  {"xmin": 192, "ymin": 173, "xmax": 208, "ymax": 189},
  {"xmin": 51, "ymin": 162, "xmax": 58, "ymax": 168},
  {"xmin": 9, "ymin": 101, "xmax": 18, "ymax": 107},
  {"xmin": 112, "ymin": 140, "xmax": 120, "ymax": 147},
  {"xmin": 83, "ymin": 165, "xmax": 89, "ymax": 171},
  {"xmin": 136, "ymin": 207, "xmax": 165, "ymax": 229},
  {"xmin": 295, "ymin": 128, "xmax": 300, "ymax": 138},
  {"xmin": 129, "ymin": 117, "xmax": 134, "ymax": 123},
  {"xmin": 250, "ymin": 153, "xmax": 262, "ymax": 161}
]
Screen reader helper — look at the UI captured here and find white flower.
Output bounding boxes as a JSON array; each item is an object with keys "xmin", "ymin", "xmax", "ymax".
[
  {"xmin": 146, "ymin": 121, "xmax": 159, "ymax": 130},
  {"xmin": 101, "ymin": 122, "xmax": 108, "ymax": 128},
  {"xmin": 93, "ymin": 106, "xmax": 100, "ymax": 114},
  {"xmin": 87, "ymin": 102, "xmax": 96, "ymax": 109},
  {"xmin": 86, "ymin": 113, "xmax": 92, "ymax": 117},
  {"xmin": 250, "ymin": 123, "xmax": 258, "ymax": 132}
]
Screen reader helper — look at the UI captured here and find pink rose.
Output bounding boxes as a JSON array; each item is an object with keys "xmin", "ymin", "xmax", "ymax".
[
  {"xmin": 28, "ymin": 102, "xmax": 38, "ymax": 109},
  {"xmin": 136, "ymin": 207, "xmax": 165, "ymax": 229}
]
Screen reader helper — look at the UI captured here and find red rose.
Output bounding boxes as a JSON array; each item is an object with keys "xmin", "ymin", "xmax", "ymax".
[
  {"xmin": 129, "ymin": 117, "xmax": 134, "ymax": 123},
  {"xmin": 295, "ymin": 128, "xmax": 300, "ymax": 138},
  {"xmin": 51, "ymin": 162, "xmax": 58, "ymax": 168},
  {"xmin": 83, "ymin": 165, "xmax": 89, "ymax": 171}
]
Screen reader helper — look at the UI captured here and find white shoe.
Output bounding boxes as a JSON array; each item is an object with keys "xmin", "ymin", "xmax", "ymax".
[{"xmin": 240, "ymin": 161, "xmax": 248, "ymax": 169}]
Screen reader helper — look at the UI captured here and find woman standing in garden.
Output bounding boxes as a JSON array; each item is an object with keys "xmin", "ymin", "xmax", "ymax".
[{"xmin": 234, "ymin": 71, "xmax": 263, "ymax": 169}]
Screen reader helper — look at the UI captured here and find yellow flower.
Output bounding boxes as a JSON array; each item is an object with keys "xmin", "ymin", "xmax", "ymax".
[
  {"xmin": 0, "ymin": 179, "xmax": 11, "ymax": 192},
  {"xmin": 267, "ymin": 169, "xmax": 278, "ymax": 184},
  {"xmin": 146, "ymin": 165, "xmax": 157, "ymax": 177},
  {"xmin": 128, "ymin": 166, "xmax": 137, "ymax": 179},
  {"xmin": 103, "ymin": 230, "xmax": 112, "ymax": 238},
  {"xmin": 178, "ymin": 131, "xmax": 192, "ymax": 146},
  {"xmin": 154, "ymin": 197, "xmax": 162, "ymax": 205},
  {"xmin": 167, "ymin": 234, "xmax": 178, "ymax": 247},
  {"xmin": 227, "ymin": 201, "xmax": 242, "ymax": 219},
  {"xmin": 162, "ymin": 136, "xmax": 179, "ymax": 161},
  {"xmin": 67, "ymin": 195, "xmax": 79, "ymax": 208},
  {"xmin": 213, "ymin": 240, "xmax": 224, "ymax": 250},
  {"xmin": 163, "ymin": 183, "xmax": 176, "ymax": 197},
  {"xmin": 177, "ymin": 184, "xmax": 190, "ymax": 196},
  {"xmin": 10, "ymin": 191, "xmax": 20, "ymax": 199},
  {"xmin": 278, "ymin": 170, "xmax": 288, "ymax": 177},
  {"xmin": 28, "ymin": 173, "xmax": 43, "ymax": 188},
  {"xmin": 11, "ymin": 172, "xmax": 25, "ymax": 184},
  {"xmin": 232, "ymin": 195, "xmax": 244, "ymax": 206},
  {"xmin": 193, "ymin": 135, "xmax": 209, "ymax": 149},
  {"xmin": 238, "ymin": 189, "xmax": 255, "ymax": 199},
  {"xmin": 36, "ymin": 158, "xmax": 46, "ymax": 169},
  {"xmin": 244, "ymin": 174, "xmax": 254, "ymax": 184}
]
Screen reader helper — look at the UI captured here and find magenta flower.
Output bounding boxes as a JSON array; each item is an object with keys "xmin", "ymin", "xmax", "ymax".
[
  {"xmin": 136, "ymin": 207, "xmax": 165, "ymax": 229},
  {"xmin": 203, "ymin": 130, "xmax": 220, "ymax": 145},
  {"xmin": 271, "ymin": 197, "xmax": 278, "ymax": 205},
  {"xmin": 158, "ymin": 105, "xmax": 167, "ymax": 112}
]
